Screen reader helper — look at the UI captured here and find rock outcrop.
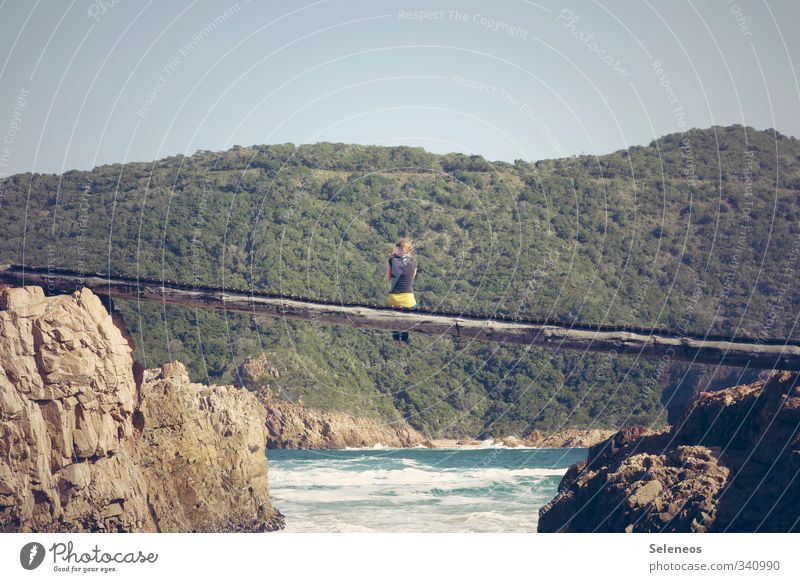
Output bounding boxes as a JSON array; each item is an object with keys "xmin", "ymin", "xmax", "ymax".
[
  {"xmin": 139, "ymin": 362, "xmax": 284, "ymax": 532},
  {"xmin": 238, "ymin": 353, "xmax": 281, "ymax": 388},
  {"xmin": 0, "ymin": 286, "xmax": 154, "ymax": 532},
  {"xmin": 522, "ymin": 428, "xmax": 619, "ymax": 448},
  {"xmin": 259, "ymin": 393, "xmax": 424, "ymax": 449},
  {"xmin": 538, "ymin": 371, "xmax": 800, "ymax": 532},
  {"xmin": 0, "ymin": 285, "xmax": 282, "ymax": 532}
]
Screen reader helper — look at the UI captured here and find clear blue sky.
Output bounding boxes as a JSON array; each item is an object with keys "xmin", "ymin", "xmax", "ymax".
[{"xmin": 0, "ymin": 0, "xmax": 798, "ymax": 176}]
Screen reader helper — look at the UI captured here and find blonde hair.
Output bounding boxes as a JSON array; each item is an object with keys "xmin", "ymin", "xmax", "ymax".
[{"xmin": 395, "ymin": 238, "xmax": 414, "ymax": 255}]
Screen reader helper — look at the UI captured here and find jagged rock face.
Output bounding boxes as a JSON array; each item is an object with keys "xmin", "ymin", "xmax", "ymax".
[
  {"xmin": 538, "ymin": 372, "xmax": 800, "ymax": 533},
  {"xmin": 139, "ymin": 362, "xmax": 284, "ymax": 532},
  {"xmin": 0, "ymin": 286, "xmax": 283, "ymax": 532},
  {"xmin": 522, "ymin": 428, "xmax": 618, "ymax": 449},
  {"xmin": 0, "ymin": 286, "xmax": 154, "ymax": 532},
  {"xmin": 238, "ymin": 354, "xmax": 281, "ymax": 388},
  {"xmin": 260, "ymin": 394, "xmax": 424, "ymax": 449}
]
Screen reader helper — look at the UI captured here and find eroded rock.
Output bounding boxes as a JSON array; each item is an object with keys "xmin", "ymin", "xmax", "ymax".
[
  {"xmin": 538, "ymin": 372, "xmax": 800, "ymax": 532},
  {"xmin": 0, "ymin": 286, "xmax": 152, "ymax": 532},
  {"xmin": 260, "ymin": 392, "xmax": 424, "ymax": 450},
  {"xmin": 139, "ymin": 361, "xmax": 284, "ymax": 532},
  {"xmin": 0, "ymin": 286, "xmax": 283, "ymax": 532}
]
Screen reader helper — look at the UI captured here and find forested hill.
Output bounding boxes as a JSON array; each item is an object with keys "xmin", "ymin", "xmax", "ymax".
[{"xmin": 1, "ymin": 125, "xmax": 798, "ymax": 438}]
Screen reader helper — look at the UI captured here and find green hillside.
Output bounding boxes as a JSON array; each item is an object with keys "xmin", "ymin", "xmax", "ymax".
[{"xmin": 1, "ymin": 125, "xmax": 797, "ymax": 437}]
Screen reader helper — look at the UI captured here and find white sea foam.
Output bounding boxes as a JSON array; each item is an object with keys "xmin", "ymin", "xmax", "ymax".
[
  {"xmin": 340, "ymin": 443, "xmax": 393, "ymax": 451},
  {"xmin": 270, "ymin": 464, "xmax": 567, "ymax": 489}
]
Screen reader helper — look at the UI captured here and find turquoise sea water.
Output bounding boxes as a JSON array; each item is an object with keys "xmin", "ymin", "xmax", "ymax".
[{"xmin": 267, "ymin": 446, "xmax": 587, "ymax": 532}]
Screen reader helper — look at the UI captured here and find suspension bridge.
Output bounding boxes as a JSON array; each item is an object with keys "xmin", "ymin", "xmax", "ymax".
[{"xmin": 1, "ymin": 263, "xmax": 798, "ymax": 371}]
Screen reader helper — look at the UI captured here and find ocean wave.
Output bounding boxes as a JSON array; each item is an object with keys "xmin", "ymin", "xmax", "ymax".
[
  {"xmin": 270, "ymin": 464, "xmax": 567, "ymax": 488},
  {"xmin": 269, "ymin": 449, "xmax": 576, "ymax": 532}
]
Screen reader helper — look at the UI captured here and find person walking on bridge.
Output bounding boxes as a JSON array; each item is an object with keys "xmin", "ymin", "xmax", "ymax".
[{"xmin": 385, "ymin": 238, "xmax": 417, "ymax": 345}]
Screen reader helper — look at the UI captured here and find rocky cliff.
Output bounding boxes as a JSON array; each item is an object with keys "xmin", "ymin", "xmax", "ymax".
[
  {"xmin": 260, "ymin": 390, "xmax": 614, "ymax": 450},
  {"xmin": 522, "ymin": 428, "xmax": 619, "ymax": 448},
  {"xmin": 259, "ymin": 392, "xmax": 424, "ymax": 449},
  {"xmin": 538, "ymin": 371, "xmax": 800, "ymax": 532},
  {"xmin": 0, "ymin": 285, "xmax": 283, "ymax": 532},
  {"xmin": 139, "ymin": 361, "xmax": 284, "ymax": 532}
]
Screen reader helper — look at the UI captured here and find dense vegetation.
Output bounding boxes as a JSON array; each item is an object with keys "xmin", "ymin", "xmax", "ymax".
[{"xmin": 1, "ymin": 125, "xmax": 797, "ymax": 437}]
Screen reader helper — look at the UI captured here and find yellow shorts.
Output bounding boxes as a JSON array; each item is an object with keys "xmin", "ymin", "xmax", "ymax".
[{"xmin": 387, "ymin": 292, "xmax": 417, "ymax": 308}]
